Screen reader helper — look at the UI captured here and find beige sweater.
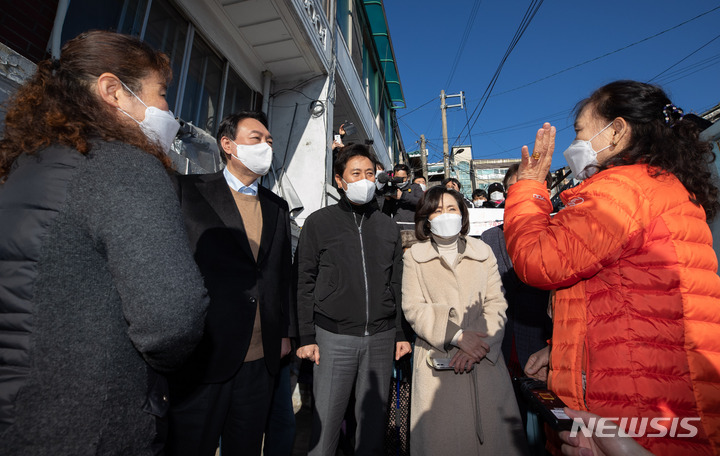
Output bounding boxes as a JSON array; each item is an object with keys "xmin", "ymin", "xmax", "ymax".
[{"xmin": 231, "ymin": 191, "xmax": 264, "ymax": 362}]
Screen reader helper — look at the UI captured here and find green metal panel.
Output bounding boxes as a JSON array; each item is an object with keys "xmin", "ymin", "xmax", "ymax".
[{"xmin": 361, "ymin": 0, "xmax": 405, "ymax": 109}]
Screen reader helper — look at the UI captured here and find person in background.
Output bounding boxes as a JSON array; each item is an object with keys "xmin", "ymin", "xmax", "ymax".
[
  {"xmin": 383, "ymin": 163, "xmax": 423, "ymax": 228},
  {"xmin": 296, "ymin": 144, "xmax": 411, "ymax": 456},
  {"xmin": 413, "ymin": 175, "xmax": 427, "ymax": 192},
  {"xmin": 504, "ymin": 80, "xmax": 720, "ymax": 455},
  {"xmin": 442, "ymin": 177, "xmax": 473, "ymax": 207},
  {"xmin": 402, "ymin": 186, "xmax": 527, "ymax": 456},
  {"xmin": 471, "ymin": 189, "xmax": 488, "ymax": 207},
  {"xmin": 167, "ymin": 111, "xmax": 293, "ymax": 456},
  {"xmin": 484, "ymin": 182, "xmax": 505, "ymax": 207},
  {"xmin": 0, "ymin": 30, "xmax": 208, "ymax": 455},
  {"xmin": 481, "ymin": 163, "xmax": 553, "ymax": 455},
  {"xmin": 481, "ymin": 163, "xmax": 552, "ymax": 375}
]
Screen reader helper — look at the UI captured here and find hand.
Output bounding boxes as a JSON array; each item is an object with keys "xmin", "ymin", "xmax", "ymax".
[
  {"xmin": 525, "ymin": 345, "xmax": 550, "ymax": 382},
  {"xmin": 449, "ymin": 349, "xmax": 478, "ymax": 374},
  {"xmin": 559, "ymin": 408, "xmax": 654, "ymax": 456},
  {"xmin": 394, "ymin": 189, "xmax": 403, "ymax": 200},
  {"xmin": 280, "ymin": 337, "xmax": 291, "ymax": 358},
  {"xmin": 395, "ymin": 341, "xmax": 412, "ymax": 360},
  {"xmin": 457, "ymin": 331, "xmax": 489, "ymax": 360},
  {"xmin": 332, "ymin": 139, "xmax": 344, "ymax": 150},
  {"xmin": 518, "ymin": 122, "xmax": 555, "ymax": 183},
  {"xmin": 296, "ymin": 344, "xmax": 320, "ymax": 365}
]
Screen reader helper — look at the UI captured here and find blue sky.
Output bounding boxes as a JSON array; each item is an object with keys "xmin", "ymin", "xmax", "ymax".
[{"xmin": 383, "ymin": 1, "xmax": 720, "ymax": 170}]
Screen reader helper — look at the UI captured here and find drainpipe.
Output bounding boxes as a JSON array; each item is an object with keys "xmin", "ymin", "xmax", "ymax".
[
  {"xmin": 48, "ymin": 0, "xmax": 71, "ymax": 59},
  {"xmin": 261, "ymin": 70, "xmax": 272, "ymax": 117}
]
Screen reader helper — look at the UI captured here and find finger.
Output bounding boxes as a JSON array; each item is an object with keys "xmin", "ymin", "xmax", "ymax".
[
  {"xmin": 560, "ymin": 443, "xmax": 582, "ymax": 456},
  {"xmin": 521, "ymin": 145, "xmax": 531, "ymax": 162},
  {"xmin": 525, "ymin": 363, "xmax": 538, "ymax": 375},
  {"xmin": 558, "ymin": 431, "xmax": 578, "ymax": 446},
  {"xmin": 449, "ymin": 352, "xmax": 461, "ymax": 367},
  {"xmin": 314, "ymin": 348, "xmax": 320, "ymax": 365}
]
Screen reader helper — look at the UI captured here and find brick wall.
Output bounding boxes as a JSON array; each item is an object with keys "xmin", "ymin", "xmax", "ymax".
[{"xmin": 0, "ymin": 0, "xmax": 59, "ymax": 63}]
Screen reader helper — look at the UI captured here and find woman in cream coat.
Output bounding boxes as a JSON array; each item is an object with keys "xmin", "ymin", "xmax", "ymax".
[{"xmin": 403, "ymin": 186, "xmax": 527, "ymax": 455}]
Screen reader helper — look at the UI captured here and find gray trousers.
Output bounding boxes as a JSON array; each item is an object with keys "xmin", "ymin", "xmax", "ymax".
[{"xmin": 309, "ymin": 326, "xmax": 396, "ymax": 456}]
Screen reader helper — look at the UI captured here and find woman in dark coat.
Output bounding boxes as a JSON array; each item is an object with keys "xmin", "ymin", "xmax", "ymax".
[{"xmin": 0, "ymin": 31, "xmax": 208, "ymax": 455}]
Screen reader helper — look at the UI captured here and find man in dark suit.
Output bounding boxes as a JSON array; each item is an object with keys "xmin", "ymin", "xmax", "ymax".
[{"xmin": 167, "ymin": 111, "xmax": 292, "ymax": 456}]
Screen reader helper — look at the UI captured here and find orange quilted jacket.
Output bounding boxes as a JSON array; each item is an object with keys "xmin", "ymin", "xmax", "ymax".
[{"xmin": 504, "ymin": 164, "xmax": 720, "ymax": 456}]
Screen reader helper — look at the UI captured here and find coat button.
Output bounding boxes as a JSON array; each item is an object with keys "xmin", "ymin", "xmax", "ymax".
[
  {"xmin": 249, "ymin": 297, "xmax": 257, "ymax": 304},
  {"xmin": 162, "ymin": 395, "xmax": 168, "ymax": 402}
]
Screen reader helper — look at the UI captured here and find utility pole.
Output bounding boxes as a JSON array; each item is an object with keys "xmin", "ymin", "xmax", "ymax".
[
  {"xmin": 440, "ymin": 90, "xmax": 464, "ymax": 179},
  {"xmin": 420, "ymin": 134, "xmax": 428, "ymax": 181},
  {"xmin": 441, "ymin": 91, "xmax": 449, "ymax": 179}
]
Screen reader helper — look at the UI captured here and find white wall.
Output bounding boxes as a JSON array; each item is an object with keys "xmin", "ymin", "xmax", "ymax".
[{"xmin": 266, "ymin": 76, "xmax": 332, "ymax": 227}]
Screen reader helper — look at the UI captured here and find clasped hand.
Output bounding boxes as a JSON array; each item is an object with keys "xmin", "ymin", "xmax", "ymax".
[{"xmin": 450, "ymin": 331, "xmax": 489, "ymax": 373}]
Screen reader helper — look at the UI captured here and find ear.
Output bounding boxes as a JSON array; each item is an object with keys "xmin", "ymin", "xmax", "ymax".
[
  {"xmin": 220, "ymin": 136, "xmax": 235, "ymax": 158},
  {"xmin": 96, "ymin": 72, "xmax": 126, "ymax": 108},
  {"xmin": 334, "ymin": 174, "xmax": 345, "ymax": 190},
  {"xmin": 611, "ymin": 117, "xmax": 630, "ymax": 146}
]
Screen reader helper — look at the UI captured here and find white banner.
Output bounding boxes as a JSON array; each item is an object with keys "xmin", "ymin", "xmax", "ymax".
[{"xmin": 468, "ymin": 208, "xmax": 504, "ymax": 236}]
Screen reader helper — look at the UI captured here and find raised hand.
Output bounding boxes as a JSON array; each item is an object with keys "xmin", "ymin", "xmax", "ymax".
[{"xmin": 518, "ymin": 122, "xmax": 556, "ymax": 183}]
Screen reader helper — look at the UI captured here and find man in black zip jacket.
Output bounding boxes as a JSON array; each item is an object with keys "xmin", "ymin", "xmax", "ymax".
[{"xmin": 296, "ymin": 144, "xmax": 412, "ymax": 456}]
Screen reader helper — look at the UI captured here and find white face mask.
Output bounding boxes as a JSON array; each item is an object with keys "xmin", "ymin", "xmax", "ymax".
[
  {"xmin": 563, "ymin": 122, "xmax": 613, "ymax": 180},
  {"xmin": 397, "ymin": 180, "xmax": 409, "ymax": 190},
  {"xmin": 117, "ymin": 82, "xmax": 180, "ymax": 152},
  {"xmin": 342, "ymin": 178, "xmax": 376, "ymax": 205},
  {"xmin": 430, "ymin": 213, "xmax": 462, "ymax": 238},
  {"xmin": 473, "ymin": 200, "xmax": 484, "ymax": 208},
  {"xmin": 490, "ymin": 191, "xmax": 504, "ymax": 202},
  {"xmin": 230, "ymin": 140, "xmax": 273, "ymax": 176},
  {"xmin": 419, "ymin": 184, "xmax": 427, "ymax": 192}
]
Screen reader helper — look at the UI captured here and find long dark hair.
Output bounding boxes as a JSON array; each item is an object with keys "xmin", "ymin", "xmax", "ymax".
[
  {"xmin": 414, "ymin": 186, "xmax": 470, "ymax": 241},
  {"xmin": 0, "ymin": 30, "xmax": 173, "ymax": 180},
  {"xmin": 577, "ymin": 80, "xmax": 718, "ymax": 220}
]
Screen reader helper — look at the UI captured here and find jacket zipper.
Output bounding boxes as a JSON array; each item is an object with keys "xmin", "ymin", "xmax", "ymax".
[{"xmin": 354, "ymin": 213, "xmax": 371, "ymax": 335}]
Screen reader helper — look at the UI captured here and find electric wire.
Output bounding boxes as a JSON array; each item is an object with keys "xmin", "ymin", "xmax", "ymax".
[
  {"xmin": 452, "ymin": 0, "xmax": 545, "ymax": 147},
  {"xmin": 489, "ymin": 5, "xmax": 720, "ymax": 97},
  {"xmin": 398, "ymin": 95, "xmax": 438, "ymax": 118},
  {"xmin": 444, "ymin": 0, "xmax": 483, "ymax": 90},
  {"xmin": 649, "ymin": 32, "xmax": 720, "ymax": 82}
]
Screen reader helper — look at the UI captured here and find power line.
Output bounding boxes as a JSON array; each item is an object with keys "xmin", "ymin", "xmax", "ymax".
[
  {"xmin": 444, "ymin": 0, "xmax": 483, "ymax": 89},
  {"xmin": 489, "ymin": 5, "xmax": 720, "ymax": 98},
  {"xmin": 452, "ymin": 0, "xmax": 545, "ymax": 147},
  {"xmin": 475, "ymin": 122, "xmax": 574, "ymax": 159},
  {"xmin": 660, "ymin": 56, "xmax": 720, "ymax": 86},
  {"xmin": 398, "ymin": 95, "xmax": 438, "ymax": 118},
  {"xmin": 649, "ymin": 32, "xmax": 720, "ymax": 82},
  {"xmin": 398, "ymin": 117, "xmax": 422, "ymax": 140}
]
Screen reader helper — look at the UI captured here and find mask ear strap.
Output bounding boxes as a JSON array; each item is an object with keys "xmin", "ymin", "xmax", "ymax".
[
  {"xmin": 119, "ymin": 81, "xmax": 148, "ymax": 108},
  {"xmin": 589, "ymin": 122, "xmax": 614, "ymax": 141}
]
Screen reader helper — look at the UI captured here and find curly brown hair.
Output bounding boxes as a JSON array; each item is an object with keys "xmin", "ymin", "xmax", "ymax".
[
  {"xmin": 577, "ymin": 80, "xmax": 719, "ymax": 220},
  {"xmin": 0, "ymin": 30, "xmax": 173, "ymax": 180}
]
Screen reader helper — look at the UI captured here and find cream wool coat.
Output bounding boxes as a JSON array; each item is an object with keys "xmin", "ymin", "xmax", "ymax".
[{"xmin": 402, "ymin": 236, "xmax": 527, "ymax": 456}]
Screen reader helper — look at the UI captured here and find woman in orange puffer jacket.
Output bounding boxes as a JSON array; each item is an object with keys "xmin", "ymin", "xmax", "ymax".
[{"xmin": 504, "ymin": 80, "xmax": 720, "ymax": 456}]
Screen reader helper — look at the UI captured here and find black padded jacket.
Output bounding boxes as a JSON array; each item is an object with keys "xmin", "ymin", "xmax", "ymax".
[{"xmin": 296, "ymin": 197, "xmax": 410, "ymax": 346}]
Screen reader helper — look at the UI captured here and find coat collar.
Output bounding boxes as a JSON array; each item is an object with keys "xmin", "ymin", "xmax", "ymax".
[
  {"xmin": 195, "ymin": 171, "xmax": 278, "ymax": 265},
  {"xmin": 410, "ymin": 235, "xmax": 490, "ymax": 264}
]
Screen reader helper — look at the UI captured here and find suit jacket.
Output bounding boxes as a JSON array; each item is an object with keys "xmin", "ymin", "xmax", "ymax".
[{"xmin": 171, "ymin": 171, "xmax": 292, "ymax": 384}]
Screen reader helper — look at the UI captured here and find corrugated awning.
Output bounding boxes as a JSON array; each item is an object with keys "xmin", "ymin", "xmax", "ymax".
[{"xmin": 362, "ymin": 0, "xmax": 405, "ymax": 109}]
